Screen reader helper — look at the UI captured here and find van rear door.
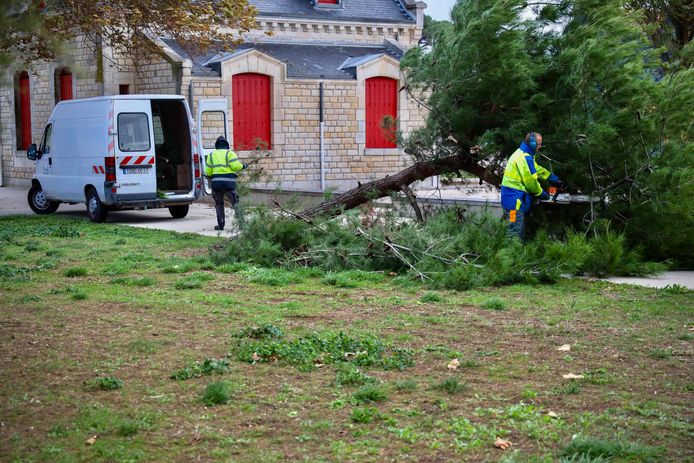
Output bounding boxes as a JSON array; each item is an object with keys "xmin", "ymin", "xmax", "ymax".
[
  {"xmin": 196, "ymin": 99, "xmax": 229, "ymax": 195},
  {"xmin": 114, "ymin": 99, "xmax": 157, "ymax": 201}
]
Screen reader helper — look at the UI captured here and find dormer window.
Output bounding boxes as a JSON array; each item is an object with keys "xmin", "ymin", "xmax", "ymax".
[{"xmin": 315, "ymin": 0, "xmax": 342, "ymax": 7}]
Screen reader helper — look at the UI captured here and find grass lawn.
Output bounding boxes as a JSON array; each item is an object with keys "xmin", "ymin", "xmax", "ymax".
[{"xmin": 0, "ymin": 215, "xmax": 692, "ymax": 462}]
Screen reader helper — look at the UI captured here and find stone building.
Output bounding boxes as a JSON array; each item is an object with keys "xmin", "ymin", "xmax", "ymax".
[{"xmin": 0, "ymin": 0, "xmax": 428, "ymax": 191}]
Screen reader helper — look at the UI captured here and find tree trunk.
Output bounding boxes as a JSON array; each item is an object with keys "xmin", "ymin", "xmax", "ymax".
[{"xmin": 301, "ymin": 153, "xmax": 501, "ymax": 218}]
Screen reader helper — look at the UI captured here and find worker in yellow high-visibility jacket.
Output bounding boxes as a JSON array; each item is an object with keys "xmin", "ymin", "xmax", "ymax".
[
  {"xmin": 500, "ymin": 132, "xmax": 564, "ymax": 239},
  {"xmin": 205, "ymin": 136, "xmax": 247, "ymax": 231}
]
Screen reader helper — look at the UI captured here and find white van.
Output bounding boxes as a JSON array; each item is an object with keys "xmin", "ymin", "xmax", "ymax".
[{"xmin": 25, "ymin": 95, "xmax": 228, "ymax": 222}]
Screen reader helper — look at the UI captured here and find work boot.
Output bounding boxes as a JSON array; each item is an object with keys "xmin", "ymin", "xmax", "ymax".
[{"xmin": 214, "ymin": 224, "xmax": 224, "ymax": 231}]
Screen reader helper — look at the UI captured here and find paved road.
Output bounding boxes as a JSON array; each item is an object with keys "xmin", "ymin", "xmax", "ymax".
[
  {"xmin": 1, "ymin": 185, "xmax": 692, "ymax": 289},
  {"xmin": 0, "ymin": 185, "xmax": 238, "ymax": 237}
]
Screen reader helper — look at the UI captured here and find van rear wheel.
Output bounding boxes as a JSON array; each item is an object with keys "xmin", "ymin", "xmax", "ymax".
[
  {"xmin": 28, "ymin": 184, "xmax": 59, "ymax": 214},
  {"xmin": 168, "ymin": 205, "xmax": 189, "ymax": 219},
  {"xmin": 86, "ymin": 188, "xmax": 108, "ymax": 223}
]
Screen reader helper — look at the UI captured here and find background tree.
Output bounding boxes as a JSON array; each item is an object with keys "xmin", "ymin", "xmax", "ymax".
[
  {"xmin": 0, "ymin": 0, "xmax": 257, "ymax": 72},
  {"xmin": 303, "ymin": 0, "xmax": 692, "ymax": 265}
]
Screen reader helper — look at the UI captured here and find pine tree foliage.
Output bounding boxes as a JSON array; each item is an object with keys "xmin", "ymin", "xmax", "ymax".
[{"xmin": 401, "ymin": 0, "xmax": 693, "ymax": 264}]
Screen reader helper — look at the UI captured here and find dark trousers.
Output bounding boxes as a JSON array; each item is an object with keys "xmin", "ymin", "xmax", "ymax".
[
  {"xmin": 504, "ymin": 208, "xmax": 526, "ymax": 240},
  {"xmin": 212, "ymin": 187, "xmax": 239, "ymax": 229}
]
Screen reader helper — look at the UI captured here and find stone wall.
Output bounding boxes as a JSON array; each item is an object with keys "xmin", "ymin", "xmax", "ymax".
[
  {"xmin": 200, "ymin": 52, "xmax": 426, "ymax": 192},
  {"xmin": 0, "ymin": 35, "xmax": 108, "ymax": 186}
]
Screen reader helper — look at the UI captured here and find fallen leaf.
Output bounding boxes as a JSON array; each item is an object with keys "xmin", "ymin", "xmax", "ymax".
[
  {"xmin": 494, "ymin": 437, "xmax": 513, "ymax": 450},
  {"xmin": 447, "ymin": 359, "xmax": 460, "ymax": 370},
  {"xmin": 251, "ymin": 352, "xmax": 261, "ymax": 363},
  {"xmin": 548, "ymin": 411, "xmax": 559, "ymax": 418},
  {"xmin": 562, "ymin": 373, "xmax": 584, "ymax": 379},
  {"xmin": 85, "ymin": 434, "xmax": 98, "ymax": 446},
  {"xmin": 557, "ymin": 344, "xmax": 571, "ymax": 351}
]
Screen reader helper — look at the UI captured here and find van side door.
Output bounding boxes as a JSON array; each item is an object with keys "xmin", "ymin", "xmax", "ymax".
[{"xmin": 114, "ymin": 100, "xmax": 157, "ymax": 201}]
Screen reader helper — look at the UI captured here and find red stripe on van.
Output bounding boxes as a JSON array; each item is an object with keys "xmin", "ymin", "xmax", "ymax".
[
  {"xmin": 134, "ymin": 156, "xmax": 147, "ymax": 165},
  {"xmin": 93, "ymin": 166, "xmax": 98, "ymax": 174},
  {"xmin": 99, "ymin": 166, "xmax": 105, "ymax": 174},
  {"xmin": 148, "ymin": 157, "xmax": 155, "ymax": 165},
  {"xmin": 120, "ymin": 156, "xmax": 132, "ymax": 166}
]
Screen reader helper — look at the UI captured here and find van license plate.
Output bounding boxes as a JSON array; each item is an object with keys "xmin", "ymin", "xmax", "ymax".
[{"xmin": 122, "ymin": 167, "xmax": 149, "ymax": 174}]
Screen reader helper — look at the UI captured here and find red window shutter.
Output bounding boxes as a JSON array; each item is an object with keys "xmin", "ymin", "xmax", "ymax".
[
  {"xmin": 19, "ymin": 73, "xmax": 32, "ymax": 150},
  {"xmin": 232, "ymin": 73, "xmax": 271, "ymax": 151},
  {"xmin": 366, "ymin": 77, "xmax": 397, "ymax": 149},
  {"xmin": 59, "ymin": 72, "xmax": 73, "ymax": 100}
]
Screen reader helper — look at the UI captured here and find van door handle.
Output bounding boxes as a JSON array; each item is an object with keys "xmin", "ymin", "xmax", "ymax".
[{"xmin": 48, "ymin": 158, "xmax": 52, "ymax": 166}]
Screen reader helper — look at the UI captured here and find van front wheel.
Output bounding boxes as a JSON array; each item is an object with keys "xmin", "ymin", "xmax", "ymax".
[
  {"xmin": 28, "ymin": 185, "xmax": 59, "ymax": 214},
  {"xmin": 168, "ymin": 205, "xmax": 189, "ymax": 219},
  {"xmin": 86, "ymin": 188, "xmax": 108, "ymax": 223}
]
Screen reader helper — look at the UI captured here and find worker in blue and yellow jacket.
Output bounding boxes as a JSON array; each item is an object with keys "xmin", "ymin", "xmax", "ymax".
[
  {"xmin": 500, "ymin": 132, "xmax": 564, "ymax": 240},
  {"xmin": 205, "ymin": 136, "xmax": 247, "ymax": 231}
]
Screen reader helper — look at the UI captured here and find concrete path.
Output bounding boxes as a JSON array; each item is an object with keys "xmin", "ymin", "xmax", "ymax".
[
  {"xmin": 0, "ymin": 185, "xmax": 238, "ymax": 238},
  {"xmin": 1, "ymin": 185, "xmax": 692, "ymax": 290},
  {"xmin": 605, "ymin": 272, "xmax": 694, "ymax": 290}
]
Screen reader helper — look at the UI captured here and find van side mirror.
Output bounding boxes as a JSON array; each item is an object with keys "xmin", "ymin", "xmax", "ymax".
[{"xmin": 26, "ymin": 144, "xmax": 38, "ymax": 161}]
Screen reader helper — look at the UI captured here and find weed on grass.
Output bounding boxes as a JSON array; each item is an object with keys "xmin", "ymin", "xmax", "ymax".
[
  {"xmin": 174, "ymin": 272, "xmax": 214, "ymax": 290},
  {"xmin": 171, "ymin": 358, "xmax": 231, "ymax": 380},
  {"xmin": 351, "ymin": 407, "xmax": 382, "ymax": 424},
  {"xmin": 70, "ymin": 290, "xmax": 88, "ymax": 300},
  {"xmin": 420, "ymin": 291, "xmax": 443, "ymax": 303},
  {"xmin": 234, "ymin": 326, "xmax": 414, "ymax": 372},
  {"xmin": 648, "ymin": 348, "xmax": 673, "ymax": 359},
  {"xmin": 352, "ymin": 385, "xmax": 388, "ymax": 404},
  {"xmin": 482, "ymin": 297, "xmax": 507, "ymax": 311},
  {"xmin": 239, "ymin": 266, "xmax": 304, "ymax": 286},
  {"xmin": 433, "ymin": 377, "xmax": 467, "ymax": 394},
  {"xmin": 393, "ymin": 379, "xmax": 418, "ymax": 392},
  {"xmin": 84, "ymin": 377, "xmax": 124, "ymax": 391},
  {"xmin": 63, "ymin": 267, "xmax": 88, "ymax": 278},
  {"xmin": 334, "ymin": 363, "xmax": 377, "ymax": 387},
  {"xmin": 559, "ymin": 436, "xmax": 664, "ymax": 462},
  {"xmin": 203, "ymin": 380, "xmax": 233, "ymax": 406},
  {"xmin": 111, "ymin": 276, "xmax": 156, "ymax": 287}
]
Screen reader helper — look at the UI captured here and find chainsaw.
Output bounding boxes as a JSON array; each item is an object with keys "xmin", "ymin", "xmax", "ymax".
[{"xmin": 541, "ymin": 186, "xmax": 601, "ymax": 204}]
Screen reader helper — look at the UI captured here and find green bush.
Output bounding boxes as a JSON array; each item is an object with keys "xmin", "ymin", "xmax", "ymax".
[{"xmin": 202, "ymin": 381, "xmax": 233, "ymax": 406}]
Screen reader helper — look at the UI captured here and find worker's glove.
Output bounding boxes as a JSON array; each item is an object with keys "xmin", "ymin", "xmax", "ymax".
[{"xmin": 538, "ymin": 190, "xmax": 551, "ymax": 201}]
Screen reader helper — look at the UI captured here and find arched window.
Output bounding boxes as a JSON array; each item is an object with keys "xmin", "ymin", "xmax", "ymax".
[
  {"xmin": 366, "ymin": 77, "xmax": 398, "ymax": 149},
  {"xmin": 14, "ymin": 71, "xmax": 32, "ymax": 150},
  {"xmin": 54, "ymin": 67, "xmax": 73, "ymax": 103},
  {"xmin": 232, "ymin": 73, "xmax": 272, "ymax": 151}
]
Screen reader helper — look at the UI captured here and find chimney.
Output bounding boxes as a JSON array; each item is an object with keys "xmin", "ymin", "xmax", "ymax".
[{"xmin": 404, "ymin": 0, "xmax": 427, "ymax": 29}]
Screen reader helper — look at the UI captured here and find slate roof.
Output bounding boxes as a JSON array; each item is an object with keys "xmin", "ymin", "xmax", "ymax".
[
  {"xmin": 162, "ymin": 39, "xmax": 403, "ymax": 80},
  {"xmin": 249, "ymin": 0, "xmax": 415, "ymax": 24}
]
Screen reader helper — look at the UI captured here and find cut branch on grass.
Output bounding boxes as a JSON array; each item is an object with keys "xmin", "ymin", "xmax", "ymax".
[{"xmin": 356, "ymin": 227, "xmax": 430, "ymax": 281}]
